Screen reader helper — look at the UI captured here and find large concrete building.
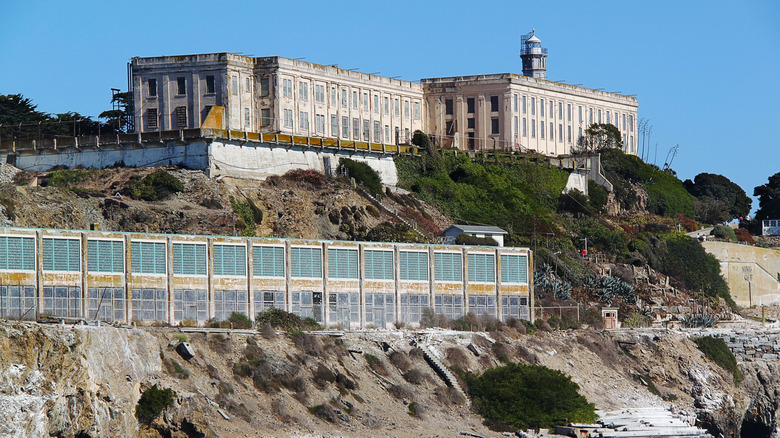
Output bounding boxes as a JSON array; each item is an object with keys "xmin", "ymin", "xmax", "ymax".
[{"xmin": 129, "ymin": 30, "xmax": 637, "ymax": 156}]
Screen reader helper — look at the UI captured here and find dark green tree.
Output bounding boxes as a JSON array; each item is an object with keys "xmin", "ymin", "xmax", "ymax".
[
  {"xmin": 661, "ymin": 234, "xmax": 732, "ymax": 306},
  {"xmin": 684, "ymin": 173, "xmax": 751, "ymax": 219},
  {"xmin": 99, "ymin": 91, "xmax": 131, "ymax": 133},
  {"xmin": 754, "ymin": 172, "xmax": 780, "ymax": 222},
  {"xmin": 574, "ymin": 123, "xmax": 623, "ymax": 153}
]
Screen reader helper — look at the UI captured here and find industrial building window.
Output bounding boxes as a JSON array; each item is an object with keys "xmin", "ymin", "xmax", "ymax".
[
  {"xmin": 213, "ymin": 290, "xmax": 248, "ymax": 321},
  {"xmin": 353, "ymin": 91, "xmax": 358, "ymax": 109},
  {"xmin": 414, "ymin": 102, "xmax": 421, "ymax": 119},
  {"xmin": 245, "ymin": 108, "xmax": 251, "ymax": 128},
  {"xmin": 559, "ymin": 124, "xmax": 563, "ymax": 142},
  {"xmin": 328, "ymin": 87, "xmax": 335, "ymax": 105},
  {"xmin": 177, "ymin": 77, "xmax": 186, "ymax": 95},
  {"xmin": 445, "ymin": 120, "xmax": 454, "ymax": 135},
  {"xmin": 540, "ymin": 99, "xmax": 545, "ymax": 117},
  {"xmin": 213, "ymin": 244, "xmax": 246, "ymax": 277},
  {"xmin": 468, "ymin": 295, "xmax": 496, "ymax": 318},
  {"xmin": 315, "ymin": 114, "xmax": 325, "ymax": 133},
  {"xmin": 550, "ymin": 122, "xmax": 554, "ymax": 140},
  {"xmin": 400, "ymin": 294, "xmax": 429, "ymax": 324},
  {"xmin": 384, "ymin": 125, "xmax": 390, "ymax": 143},
  {"xmin": 341, "ymin": 88, "xmax": 348, "ymax": 107},
  {"xmin": 175, "ymin": 106, "xmax": 187, "ymax": 128},
  {"xmin": 131, "ymin": 241, "xmax": 166, "ymax": 275},
  {"xmin": 468, "ymin": 253, "xmax": 495, "ymax": 283},
  {"xmin": 299, "ymin": 82, "xmax": 308, "ymax": 101},
  {"xmin": 531, "ymin": 97, "xmax": 536, "ymax": 115},
  {"xmin": 374, "ymin": 121, "xmax": 381, "ymax": 142},
  {"xmin": 522, "ymin": 95, "xmax": 526, "ymax": 114},
  {"xmin": 363, "ymin": 93, "xmax": 369, "ymax": 111},
  {"xmin": 147, "ymin": 78, "xmax": 157, "ymax": 97},
  {"xmin": 513, "ymin": 116, "xmax": 518, "ymax": 137},
  {"xmin": 531, "ymin": 121, "xmax": 535, "ymax": 138},
  {"xmin": 291, "ymin": 291, "xmax": 322, "ymax": 322},
  {"xmin": 606, "ymin": 111, "xmax": 611, "ymax": 124},
  {"xmin": 467, "ymin": 97, "xmax": 475, "ymax": 114},
  {"xmin": 299, "ymin": 111, "xmax": 309, "ymax": 132},
  {"xmin": 550, "ymin": 101, "xmax": 554, "ymax": 118},
  {"xmin": 88, "ymin": 239, "xmax": 124, "ymax": 273},
  {"xmin": 0, "ymin": 285, "xmax": 36, "ymax": 320},
  {"xmin": 384, "ymin": 97, "xmax": 389, "ymax": 114},
  {"xmin": 362, "ymin": 120, "xmax": 370, "ymax": 141},
  {"xmin": 365, "ymin": 293, "xmax": 395, "ymax": 327},
  {"xmin": 400, "ymin": 251, "xmax": 428, "ymax": 281},
  {"xmin": 43, "ymin": 286, "xmax": 81, "ymax": 318},
  {"xmin": 364, "ymin": 249, "xmax": 393, "ymax": 280},
  {"xmin": 598, "ymin": 109, "xmax": 602, "ymax": 123},
  {"xmin": 283, "ymin": 79, "xmax": 293, "ymax": 98},
  {"xmin": 629, "ymin": 115, "xmax": 634, "ymax": 131},
  {"xmin": 559, "ymin": 102, "xmax": 563, "ymax": 119},
  {"xmin": 567, "ymin": 126, "xmax": 571, "ymax": 143},
  {"xmin": 260, "ymin": 77, "xmax": 269, "ymax": 96},
  {"xmin": 315, "ymin": 84, "xmax": 325, "ymax": 103},
  {"xmin": 331, "ymin": 115, "xmax": 338, "ymax": 136},
  {"xmin": 245, "ymin": 77, "xmax": 251, "ymax": 93},
  {"xmin": 491, "ymin": 118, "xmax": 499, "ymax": 134},
  {"xmin": 147, "ymin": 109, "xmax": 158, "ymax": 129},
  {"xmin": 589, "ymin": 108, "xmax": 593, "ymax": 124},
  {"xmin": 291, "ymin": 247, "xmax": 322, "ymax": 278},
  {"xmin": 374, "ymin": 95, "xmax": 379, "ymax": 113},
  {"xmin": 500, "ymin": 254, "xmax": 528, "ymax": 283},
  {"xmin": 352, "ymin": 118, "xmax": 360, "ymax": 139},
  {"xmin": 513, "ymin": 94, "xmax": 518, "ymax": 112},
  {"xmin": 42, "ymin": 238, "xmax": 80, "ymax": 272},
  {"xmin": 88, "ymin": 287, "xmax": 125, "ymax": 322},
  {"xmin": 445, "ymin": 99, "xmax": 453, "ymax": 115},
  {"xmin": 329, "ymin": 292, "xmax": 360, "ymax": 327},
  {"xmin": 567, "ymin": 104, "xmax": 571, "ymax": 122},
  {"xmin": 172, "ymin": 243, "xmax": 207, "ymax": 276},
  {"xmin": 501, "ymin": 295, "xmax": 526, "ymax": 322},
  {"xmin": 253, "ymin": 246, "xmax": 284, "ymax": 278},
  {"xmin": 435, "ymin": 295, "xmax": 464, "ymax": 320},
  {"xmin": 342, "ymin": 116, "xmax": 349, "ymax": 138},
  {"xmin": 174, "ymin": 289, "xmax": 207, "ymax": 322},
  {"xmin": 434, "ymin": 252, "xmax": 462, "ymax": 282},
  {"xmin": 467, "ymin": 118, "xmax": 475, "ymax": 129},
  {"xmin": 394, "ymin": 98, "xmax": 400, "ymax": 116},
  {"xmin": 522, "ymin": 118, "xmax": 527, "ymax": 136},
  {"xmin": 622, "ymin": 114, "xmax": 626, "ymax": 130},
  {"xmin": 254, "ymin": 290, "xmax": 285, "ymax": 315},
  {"xmin": 131, "ymin": 288, "xmax": 167, "ymax": 321},
  {"xmin": 205, "ymin": 75, "xmax": 215, "ymax": 94},
  {"xmin": 540, "ymin": 123, "xmax": 544, "ymax": 139},
  {"xmin": 261, "ymin": 109, "xmax": 272, "ymax": 127},
  {"xmin": 490, "ymin": 95, "xmax": 499, "ymax": 112},
  {"xmin": 284, "ymin": 109, "xmax": 293, "ymax": 128}
]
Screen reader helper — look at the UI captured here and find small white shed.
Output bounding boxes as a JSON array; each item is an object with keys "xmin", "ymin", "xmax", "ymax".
[{"xmin": 442, "ymin": 225, "xmax": 508, "ymax": 247}]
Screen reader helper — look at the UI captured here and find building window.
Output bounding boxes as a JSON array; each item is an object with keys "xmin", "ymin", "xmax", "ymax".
[
  {"xmin": 362, "ymin": 119, "xmax": 369, "ymax": 141},
  {"xmin": 373, "ymin": 95, "xmax": 379, "ymax": 113},
  {"xmin": 578, "ymin": 106, "xmax": 582, "ymax": 123},
  {"xmin": 567, "ymin": 104, "xmax": 571, "ymax": 122},
  {"xmin": 245, "ymin": 77, "xmax": 251, "ymax": 93},
  {"xmin": 147, "ymin": 108, "xmax": 158, "ymax": 129},
  {"xmin": 331, "ymin": 87, "xmax": 336, "ymax": 105},
  {"xmin": 384, "ymin": 125, "xmax": 389, "ymax": 142},
  {"xmin": 283, "ymin": 79, "xmax": 293, "ymax": 98},
  {"xmin": 175, "ymin": 106, "xmax": 187, "ymax": 128},
  {"xmin": 445, "ymin": 99, "xmax": 453, "ymax": 115},
  {"xmin": 558, "ymin": 102, "xmax": 563, "ymax": 119},
  {"xmin": 88, "ymin": 240, "xmax": 124, "ymax": 273},
  {"xmin": 399, "ymin": 251, "xmax": 428, "ymax": 281},
  {"xmin": 394, "ymin": 99, "xmax": 400, "ymax": 116},
  {"xmin": 363, "ymin": 92, "xmax": 369, "ymax": 111},
  {"xmin": 491, "ymin": 117, "xmax": 499, "ymax": 135},
  {"xmin": 258, "ymin": 77, "xmax": 269, "ymax": 96},
  {"xmin": 606, "ymin": 111, "xmax": 611, "ymax": 124},
  {"xmin": 414, "ymin": 101, "xmax": 421, "ymax": 120},
  {"xmin": 550, "ymin": 101, "xmax": 553, "ymax": 118},
  {"xmin": 467, "ymin": 118, "xmax": 475, "ymax": 129},
  {"xmin": 384, "ymin": 97, "xmax": 389, "ymax": 114},
  {"xmin": 500, "ymin": 254, "xmax": 528, "ymax": 283},
  {"xmin": 445, "ymin": 120, "xmax": 454, "ymax": 135},
  {"xmin": 434, "ymin": 252, "xmax": 462, "ymax": 282},
  {"xmin": 147, "ymin": 78, "xmax": 157, "ymax": 97},
  {"xmin": 404, "ymin": 100, "xmax": 409, "ymax": 118},
  {"xmin": 467, "ymin": 97, "xmax": 475, "ymax": 114},
  {"xmin": 342, "ymin": 88, "xmax": 348, "ymax": 107},
  {"xmin": 244, "ymin": 108, "xmax": 250, "ymax": 128},
  {"xmin": 629, "ymin": 115, "xmax": 634, "ymax": 131},
  {"xmin": 522, "ymin": 95, "xmax": 526, "ymax": 114},
  {"xmin": 567, "ymin": 125, "xmax": 571, "ymax": 143},
  {"xmin": 540, "ymin": 99, "xmax": 545, "ymax": 117},
  {"xmin": 540, "ymin": 122, "xmax": 545, "ymax": 139},
  {"xmin": 260, "ymin": 108, "xmax": 271, "ymax": 127},
  {"xmin": 531, "ymin": 120, "xmax": 535, "ymax": 138},
  {"xmin": 589, "ymin": 107, "xmax": 593, "ymax": 124},
  {"xmin": 352, "ymin": 118, "xmax": 359, "ymax": 139},
  {"xmin": 522, "ymin": 118, "xmax": 527, "ymax": 136},
  {"xmin": 531, "ymin": 97, "xmax": 536, "ymax": 115},
  {"xmin": 172, "ymin": 243, "xmax": 206, "ymax": 276},
  {"xmin": 490, "ymin": 95, "xmax": 499, "ymax": 112},
  {"xmin": 290, "ymin": 247, "xmax": 322, "ymax": 278},
  {"xmin": 299, "ymin": 111, "xmax": 309, "ymax": 132},
  {"xmin": 341, "ymin": 116, "xmax": 349, "ymax": 138},
  {"xmin": 622, "ymin": 114, "xmax": 626, "ymax": 130},
  {"xmin": 299, "ymin": 82, "xmax": 308, "ymax": 101},
  {"xmin": 364, "ymin": 250, "xmax": 393, "ymax": 280},
  {"xmin": 598, "ymin": 109, "xmax": 602, "ymax": 123},
  {"xmin": 315, "ymin": 114, "xmax": 325, "ymax": 133},
  {"xmin": 404, "ymin": 128, "xmax": 410, "ymax": 143},
  {"xmin": 231, "ymin": 77, "xmax": 238, "ymax": 95},
  {"xmin": 550, "ymin": 122, "xmax": 554, "ymax": 140},
  {"xmin": 468, "ymin": 253, "xmax": 495, "ymax": 283},
  {"xmin": 177, "ymin": 77, "xmax": 186, "ymax": 95},
  {"xmin": 315, "ymin": 84, "xmax": 325, "ymax": 103},
  {"xmin": 284, "ymin": 109, "xmax": 293, "ymax": 128},
  {"xmin": 42, "ymin": 238, "xmax": 80, "ymax": 272},
  {"xmin": 330, "ymin": 115, "xmax": 338, "ymax": 136},
  {"xmin": 253, "ymin": 246, "xmax": 284, "ymax": 278},
  {"xmin": 513, "ymin": 94, "xmax": 518, "ymax": 112},
  {"xmin": 558, "ymin": 123, "xmax": 562, "ymax": 141},
  {"xmin": 327, "ymin": 248, "xmax": 358, "ymax": 279},
  {"xmin": 513, "ymin": 116, "xmax": 518, "ymax": 136},
  {"xmin": 349, "ymin": 91, "xmax": 356, "ymax": 109},
  {"xmin": 205, "ymin": 75, "xmax": 215, "ymax": 94},
  {"xmin": 131, "ymin": 241, "xmax": 166, "ymax": 274},
  {"xmin": 374, "ymin": 121, "xmax": 381, "ymax": 142}
]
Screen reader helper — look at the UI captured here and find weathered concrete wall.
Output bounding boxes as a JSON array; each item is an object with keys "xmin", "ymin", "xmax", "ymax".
[
  {"xmin": 208, "ymin": 139, "xmax": 399, "ymax": 185},
  {"xmin": 703, "ymin": 241, "xmax": 780, "ymax": 307}
]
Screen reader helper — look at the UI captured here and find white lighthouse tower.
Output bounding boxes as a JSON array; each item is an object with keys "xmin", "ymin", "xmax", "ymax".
[{"xmin": 520, "ymin": 29, "xmax": 548, "ymax": 79}]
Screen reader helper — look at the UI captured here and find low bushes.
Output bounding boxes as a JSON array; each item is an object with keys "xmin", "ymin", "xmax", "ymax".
[
  {"xmin": 136, "ymin": 385, "xmax": 175, "ymax": 423},
  {"xmin": 130, "ymin": 170, "xmax": 183, "ymax": 201},
  {"xmin": 693, "ymin": 336, "xmax": 742, "ymax": 384},
  {"xmin": 340, "ymin": 158, "xmax": 383, "ymax": 199}
]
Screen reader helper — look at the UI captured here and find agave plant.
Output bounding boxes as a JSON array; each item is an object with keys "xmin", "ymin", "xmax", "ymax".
[
  {"xmin": 587, "ymin": 276, "xmax": 635, "ymax": 305},
  {"xmin": 534, "ymin": 264, "xmax": 573, "ymax": 300}
]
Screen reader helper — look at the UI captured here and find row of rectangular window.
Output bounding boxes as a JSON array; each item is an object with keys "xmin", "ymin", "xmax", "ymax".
[{"xmin": 281, "ymin": 79, "xmax": 421, "ymax": 119}]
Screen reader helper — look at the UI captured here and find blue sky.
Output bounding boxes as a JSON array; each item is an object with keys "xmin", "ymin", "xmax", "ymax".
[{"xmin": 1, "ymin": 0, "xmax": 779, "ymax": 212}]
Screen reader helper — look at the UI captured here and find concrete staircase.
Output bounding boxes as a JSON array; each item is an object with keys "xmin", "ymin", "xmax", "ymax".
[{"xmin": 416, "ymin": 342, "xmax": 470, "ymax": 407}]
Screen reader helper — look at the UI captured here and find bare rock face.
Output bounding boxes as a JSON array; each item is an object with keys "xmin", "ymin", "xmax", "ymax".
[
  {"xmin": 0, "ymin": 322, "xmax": 161, "ymax": 437},
  {"xmin": 738, "ymin": 362, "xmax": 780, "ymax": 438}
]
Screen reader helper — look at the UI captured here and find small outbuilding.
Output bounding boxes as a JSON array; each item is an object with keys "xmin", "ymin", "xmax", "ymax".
[{"xmin": 442, "ymin": 225, "xmax": 508, "ymax": 247}]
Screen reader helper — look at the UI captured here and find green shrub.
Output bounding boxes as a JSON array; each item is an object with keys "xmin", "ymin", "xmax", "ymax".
[
  {"xmin": 130, "ymin": 170, "xmax": 183, "ymax": 201},
  {"xmin": 455, "ymin": 234, "xmax": 498, "ymax": 246},
  {"xmin": 693, "ymin": 336, "xmax": 743, "ymax": 384},
  {"xmin": 227, "ymin": 312, "xmax": 252, "ymax": 329},
  {"xmin": 47, "ymin": 169, "xmax": 97, "ymax": 189},
  {"xmin": 710, "ymin": 224, "xmax": 737, "ymax": 242},
  {"xmin": 661, "ymin": 234, "xmax": 733, "ymax": 306},
  {"xmin": 340, "ymin": 157, "xmax": 383, "ymax": 199},
  {"xmin": 588, "ymin": 180, "xmax": 608, "ymax": 212},
  {"xmin": 309, "ymin": 404, "xmax": 337, "ymax": 422},
  {"xmin": 135, "ymin": 385, "xmax": 175, "ymax": 423},
  {"xmin": 623, "ymin": 312, "xmax": 652, "ymax": 328},
  {"xmin": 256, "ymin": 308, "xmax": 321, "ymax": 331},
  {"xmin": 230, "ymin": 196, "xmax": 260, "ymax": 237},
  {"xmin": 465, "ymin": 363, "xmax": 597, "ymax": 430},
  {"xmin": 363, "ymin": 221, "xmax": 427, "ymax": 244}
]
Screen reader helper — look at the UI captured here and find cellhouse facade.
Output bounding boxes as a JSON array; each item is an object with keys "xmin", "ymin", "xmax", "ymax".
[{"xmin": 0, "ymin": 227, "xmax": 532, "ymax": 328}]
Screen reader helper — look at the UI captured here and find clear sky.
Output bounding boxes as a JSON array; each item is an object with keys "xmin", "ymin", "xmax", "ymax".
[{"xmin": 1, "ymin": 0, "xmax": 778, "ymax": 211}]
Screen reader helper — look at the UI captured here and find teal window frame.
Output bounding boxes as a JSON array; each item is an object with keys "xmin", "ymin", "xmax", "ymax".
[
  {"xmin": 468, "ymin": 253, "xmax": 495, "ymax": 283},
  {"xmin": 42, "ymin": 238, "xmax": 80, "ymax": 272},
  {"xmin": 172, "ymin": 242, "xmax": 207, "ymax": 276},
  {"xmin": 88, "ymin": 239, "xmax": 124, "ymax": 273},
  {"xmin": 328, "ymin": 248, "xmax": 358, "ymax": 279},
  {"xmin": 500, "ymin": 254, "xmax": 528, "ymax": 284},
  {"xmin": 213, "ymin": 244, "xmax": 247, "ymax": 277},
  {"xmin": 434, "ymin": 251, "xmax": 462, "ymax": 282},
  {"xmin": 253, "ymin": 245, "xmax": 285, "ymax": 278}
]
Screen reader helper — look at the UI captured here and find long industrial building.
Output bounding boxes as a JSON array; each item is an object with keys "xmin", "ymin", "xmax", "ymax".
[
  {"xmin": 129, "ymin": 30, "xmax": 637, "ymax": 156},
  {"xmin": 0, "ymin": 227, "xmax": 532, "ymax": 328}
]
